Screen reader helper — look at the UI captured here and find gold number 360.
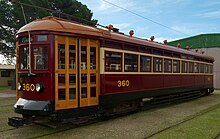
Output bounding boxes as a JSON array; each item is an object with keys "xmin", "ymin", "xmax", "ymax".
[{"xmin": 118, "ymin": 80, "xmax": 129, "ymax": 87}]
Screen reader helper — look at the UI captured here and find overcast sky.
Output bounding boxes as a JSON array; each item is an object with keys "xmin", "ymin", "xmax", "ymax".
[{"xmin": 79, "ymin": 0, "xmax": 220, "ymax": 42}]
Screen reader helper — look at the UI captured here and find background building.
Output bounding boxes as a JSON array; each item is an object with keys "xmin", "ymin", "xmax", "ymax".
[
  {"xmin": 168, "ymin": 33, "xmax": 220, "ymax": 89},
  {"xmin": 0, "ymin": 64, "xmax": 15, "ymax": 86}
]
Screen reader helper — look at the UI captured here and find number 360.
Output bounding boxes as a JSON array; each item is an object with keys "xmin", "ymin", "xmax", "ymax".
[{"xmin": 118, "ymin": 80, "xmax": 129, "ymax": 87}]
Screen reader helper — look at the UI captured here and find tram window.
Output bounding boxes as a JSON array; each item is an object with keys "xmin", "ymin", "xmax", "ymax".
[
  {"xmin": 81, "ymin": 87, "xmax": 87, "ymax": 98},
  {"xmin": 124, "ymin": 53, "xmax": 138, "ymax": 72},
  {"xmin": 58, "ymin": 44, "xmax": 65, "ymax": 69},
  {"xmin": 104, "ymin": 41, "xmax": 121, "ymax": 49},
  {"xmin": 209, "ymin": 65, "xmax": 213, "ymax": 73},
  {"xmin": 81, "ymin": 74, "xmax": 87, "ymax": 84},
  {"xmin": 81, "ymin": 46, "xmax": 87, "ymax": 70},
  {"xmin": 90, "ymin": 47, "xmax": 96, "ymax": 70},
  {"xmin": 164, "ymin": 59, "xmax": 172, "ymax": 73},
  {"xmin": 173, "ymin": 60, "xmax": 180, "ymax": 73},
  {"xmin": 19, "ymin": 36, "xmax": 33, "ymax": 44},
  {"xmin": 19, "ymin": 47, "xmax": 29, "ymax": 70},
  {"xmin": 58, "ymin": 89, "xmax": 66, "ymax": 100},
  {"xmin": 33, "ymin": 46, "xmax": 48, "ymax": 70},
  {"xmin": 69, "ymin": 45, "xmax": 76, "ymax": 69},
  {"xmin": 36, "ymin": 35, "xmax": 47, "ymax": 41},
  {"xmin": 105, "ymin": 51, "xmax": 122, "ymax": 71},
  {"xmin": 153, "ymin": 57, "xmax": 162, "ymax": 72},
  {"xmin": 69, "ymin": 74, "xmax": 76, "ymax": 85},
  {"xmin": 204, "ymin": 64, "xmax": 209, "ymax": 73},
  {"xmin": 90, "ymin": 74, "xmax": 96, "ymax": 84},
  {"xmin": 153, "ymin": 50, "xmax": 163, "ymax": 55},
  {"xmin": 200, "ymin": 63, "xmax": 204, "ymax": 73},
  {"xmin": 140, "ymin": 56, "xmax": 151, "ymax": 72},
  {"xmin": 140, "ymin": 46, "xmax": 151, "ymax": 54},
  {"xmin": 189, "ymin": 62, "xmax": 194, "ymax": 73},
  {"xmin": 194, "ymin": 62, "xmax": 199, "ymax": 73},
  {"xmin": 182, "ymin": 61, "xmax": 188, "ymax": 73},
  {"xmin": 124, "ymin": 44, "xmax": 138, "ymax": 52},
  {"xmin": 69, "ymin": 88, "xmax": 76, "ymax": 100},
  {"xmin": 58, "ymin": 74, "xmax": 65, "ymax": 86},
  {"xmin": 90, "ymin": 87, "xmax": 96, "ymax": 97}
]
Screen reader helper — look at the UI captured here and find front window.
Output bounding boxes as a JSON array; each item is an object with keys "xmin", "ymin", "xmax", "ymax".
[
  {"xmin": 19, "ymin": 47, "xmax": 29, "ymax": 70},
  {"xmin": 33, "ymin": 46, "xmax": 48, "ymax": 70}
]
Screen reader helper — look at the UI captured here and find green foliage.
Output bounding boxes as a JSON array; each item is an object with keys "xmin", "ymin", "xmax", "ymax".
[{"xmin": 0, "ymin": 0, "xmax": 97, "ymax": 64}]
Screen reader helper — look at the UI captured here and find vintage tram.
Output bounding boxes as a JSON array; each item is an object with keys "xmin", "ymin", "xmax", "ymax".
[{"xmin": 8, "ymin": 16, "xmax": 214, "ymax": 127}]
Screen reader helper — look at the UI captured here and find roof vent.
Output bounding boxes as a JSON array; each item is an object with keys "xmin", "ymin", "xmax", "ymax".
[
  {"xmin": 163, "ymin": 40, "xmax": 167, "ymax": 45},
  {"xmin": 177, "ymin": 43, "xmax": 181, "ymax": 48},
  {"xmin": 129, "ymin": 30, "xmax": 134, "ymax": 37},
  {"xmin": 150, "ymin": 36, "xmax": 154, "ymax": 41}
]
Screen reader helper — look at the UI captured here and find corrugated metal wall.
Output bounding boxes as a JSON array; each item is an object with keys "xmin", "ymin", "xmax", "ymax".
[
  {"xmin": 168, "ymin": 34, "xmax": 220, "ymax": 49},
  {"xmin": 169, "ymin": 34, "xmax": 220, "ymax": 89}
]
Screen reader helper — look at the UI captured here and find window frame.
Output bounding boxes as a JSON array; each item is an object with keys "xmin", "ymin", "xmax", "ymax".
[{"xmin": 105, "ymin": 51, "xmax": 122, "ymax": 72}]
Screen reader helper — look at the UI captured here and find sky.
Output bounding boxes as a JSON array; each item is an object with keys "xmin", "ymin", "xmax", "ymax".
[
  {"xmin": 1, "ymin": 0, "xmax": 220, "ymax": 64},
  {"xmin": 78, "ymin": 0, "xmax": 220, "ymax": 42}
]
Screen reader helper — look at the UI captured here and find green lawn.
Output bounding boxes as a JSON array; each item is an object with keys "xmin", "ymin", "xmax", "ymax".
[
  {"xmin": 151, "ymin": 105, "xmax": 220, "ymax": 139},
  {"xmin": 0, "ymin": 86, "xmax": 11, "ymax": 90}
]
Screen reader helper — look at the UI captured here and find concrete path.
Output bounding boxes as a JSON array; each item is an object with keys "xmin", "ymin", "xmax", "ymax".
[{"xmin": 0, "ymin": 93, "xmax": 16, "ymax": 98}]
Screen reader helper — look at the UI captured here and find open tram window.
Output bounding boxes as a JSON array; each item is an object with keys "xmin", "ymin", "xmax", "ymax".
[
  {"xmin": 173, "ymin": 60, "xmax": 180, "ymax": 73},
  {"xmin": 182, "ymin": 61, "xmax": 188, "ymax": 73},
  {"xmin": 153, "ymin": 57, "xmax": 162, "ymax": 72},
  {"xmin": 105, "ymin": 51, "xmax": 122, "ymax": 71},
  {"xmin": 19, "ymin": 47, "xmax": 29, "ymax": 70},
  {"xmin": 189, "ymin": 62, "xmax": 194, "ymax": 73},
  {"xmin": 69, "ymin": 45, "xmax": 76, "ymax": 69},
  {"xmin": 194, "ymin": 62, "xmax": 199, "ymax": 73},
  {"xmin": 90, "ymin": 47, "xmax": 96, "ymax": 70},
  {"xmin": 81, "ymin": 46, "xmax": 87, "ymax": 70},
  {"xmin": 33, "ymin": 46, "xmax": 48, "ymax": 70},
  {"xmin": 58, "ymin": 44, "xmax": 65, "ymax": 69},
  {"xmin": 124, "ymin": 53, "xmax": 138, "ymax": 72},
  {"xmin": 200, "ymin": 63, "xmax": 204, "ymax": 73},
  {"xmin": 164, "ymin": 59, "xmax": 172, "ymax": 73},
  {"xmin": 140, "ymin": 56, "xmax": 151, "ymax": 72}
]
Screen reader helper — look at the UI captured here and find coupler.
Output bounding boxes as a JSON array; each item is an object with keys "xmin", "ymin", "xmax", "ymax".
[{"xmin": 8, "ymin": 116, "xmax": 32, "ymax": 128}]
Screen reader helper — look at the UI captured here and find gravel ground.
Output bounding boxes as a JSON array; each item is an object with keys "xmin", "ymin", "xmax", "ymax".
[
  {"xmin": 1, "ymin": 90, "xmax": 220, "ymax": 139},
  {"xmin": 0, "ymin": 90, "xmax": 16, "ymax": 98}
]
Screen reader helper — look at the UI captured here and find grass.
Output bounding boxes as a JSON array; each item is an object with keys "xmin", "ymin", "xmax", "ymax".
[
  {"xmin": 151, "ymin": 106, "xmax": 220, "ymax": 139},
  {"xmin": 0, "ymin": 86, "xmax": 11, "ymax": 90}
]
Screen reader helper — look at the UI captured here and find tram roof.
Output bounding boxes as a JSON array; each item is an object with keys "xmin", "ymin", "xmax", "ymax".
[{"xmin": 18, "ymin": 17, "xmax": 214, "ymax": 62}]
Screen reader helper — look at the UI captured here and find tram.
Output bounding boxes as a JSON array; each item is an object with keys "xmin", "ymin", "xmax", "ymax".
[{"xmin": 8, "ymin": 16, "xmax": 214, "ymax": 127}]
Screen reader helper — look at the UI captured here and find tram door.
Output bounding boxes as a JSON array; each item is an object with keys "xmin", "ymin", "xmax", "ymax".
[{"xmin": 55, "ymin": 36, "xmax": 99, "ymax": 110}]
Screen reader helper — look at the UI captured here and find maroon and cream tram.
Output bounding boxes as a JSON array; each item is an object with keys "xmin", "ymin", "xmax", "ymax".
[{"xmin": 9, "ymin": 16, "xmax": 214, "ymax": 127}]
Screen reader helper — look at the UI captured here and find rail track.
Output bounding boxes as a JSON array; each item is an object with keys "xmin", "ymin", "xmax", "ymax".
[{"xmin": 1, "ymin": 91, "xmax": 219, "ymax": 139}]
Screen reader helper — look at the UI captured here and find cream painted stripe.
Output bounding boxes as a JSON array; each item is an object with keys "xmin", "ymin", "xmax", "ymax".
[
  {"xmin": 99, "ymin": 47, "xmax": 213, "ymax": 74},
  {"xmin": 100, "ymin": 47, "xmax": 213, "ymax": 65},
  {"xmin": 101, "ymin": 72, "xmax": 213, "ymax": 75}
]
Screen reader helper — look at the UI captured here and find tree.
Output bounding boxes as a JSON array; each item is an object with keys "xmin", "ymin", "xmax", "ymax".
[{"xmin": 0, "ymin": 0, "xmax": 97, "ymax": 64}]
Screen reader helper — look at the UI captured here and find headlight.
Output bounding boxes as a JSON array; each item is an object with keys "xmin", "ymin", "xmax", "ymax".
[
  {"xmin": 36, "ymin": 83, "xmax": 44, "ymax": 93},
  {"xmin": 17, "ymin": 82, "xmax": 22, "ymax": 91}
]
